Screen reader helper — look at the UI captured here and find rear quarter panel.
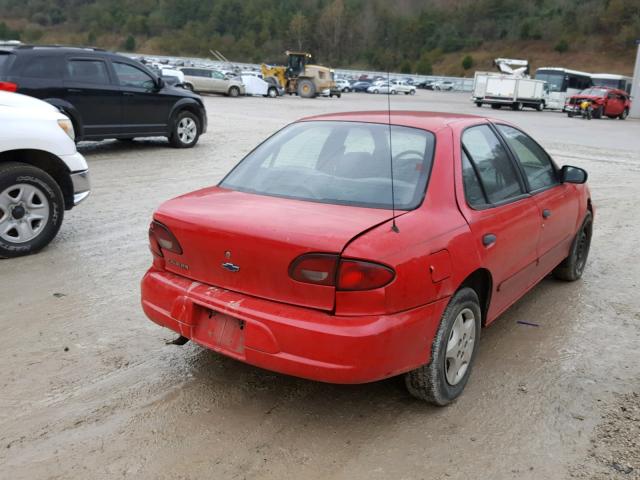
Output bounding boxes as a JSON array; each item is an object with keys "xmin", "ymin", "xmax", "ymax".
[{"xmin": 337, "ymin": 127, "xmax": 481, "ymax": 316}]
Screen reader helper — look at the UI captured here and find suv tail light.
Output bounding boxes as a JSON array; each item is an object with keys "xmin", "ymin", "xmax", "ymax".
[
  {"xmin": 289, "ymin": 254, "xmax": 395, "ymax": 291},
  {"xmin": 148, "ymin": 221, "xmax": 182, "ymax": 256},
  {"xmin": 0, "ymin": 82, "xmax": 18, "ymax": 92}
]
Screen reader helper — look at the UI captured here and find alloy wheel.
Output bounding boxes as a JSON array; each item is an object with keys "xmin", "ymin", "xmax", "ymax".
[
  {"xmin": 177, "ymin": 117, "xmax": 197, "ymax": 145},
  {"xmin": 444, "ymin": 308, "xmax": 476, "ymax": 386},
  {"xmin": 0, "ymin": 183, "xmax": 50, "ymax": 243}
]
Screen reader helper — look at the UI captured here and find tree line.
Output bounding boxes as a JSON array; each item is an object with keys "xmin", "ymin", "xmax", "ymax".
[{"xmin": 1, "ymin": 0, "xmax": 638, "ymax": 73}]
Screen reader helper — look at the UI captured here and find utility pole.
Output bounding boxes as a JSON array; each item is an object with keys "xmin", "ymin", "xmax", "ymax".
[{"xmin": 631, "ymin": 40, "xmax": 640, "ymax": 119}]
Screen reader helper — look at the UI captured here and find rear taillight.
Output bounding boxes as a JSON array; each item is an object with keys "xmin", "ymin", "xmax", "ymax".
[
  {"xmin": 0, "ymin": 82, "xmax": 18, "ymax": 92},
  {"xmin": 337, "ymin": 259, "xmax": 395, "ymax": 291},
  {"xmin": 289, "ymin": 254, "xmax": 395, "ymax": 291},
  {"xmin": 289, "ymin": 254, "xmax": 338, "ymax": 286},
  {"xmin": 148, "ymin": 221, "xmax": 182, "ymax": 256}
]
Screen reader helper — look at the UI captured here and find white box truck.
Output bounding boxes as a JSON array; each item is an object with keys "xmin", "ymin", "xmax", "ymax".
[{"xmin": 472, "ymin": 72, "xmax": 548, "ymax": 111}]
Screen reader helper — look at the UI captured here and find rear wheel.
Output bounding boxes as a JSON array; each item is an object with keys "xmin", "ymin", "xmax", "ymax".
[
  {"xmin": 169, "ymin": 110, "xmax": 200, "ymax": 148},
  {"xmin": 228, "ymin": 86, "xmax": 240, "ymax": 97},
  {"xmin": 619, "ymin": 108, "xmax": 629, "ymax": 120},
  {"xmin": 297, "ymin": 79, "xmax": 316, "ymax": 98},
  {"xmin": 512, "ymin": 102, "xmax": 523, "ymax": 111},
  {"xmin": 410, "ymin": 89, "xmax": 416, "ymax": 95},
  {"xmin": 536, "ymin": 102, "xmax": 544, "ymax": 111},
  {"xmin": 476, "ymin": 102, "xmax": 482, "ymax": 107},
  {"xmin": 267, "ymin": 87, "xmax": 277, "ymax": 98},
  {"xmin": 405, "ymin": 288, "xmax": 481, "ymax": 405},
  {"xmin": 0, "ymin": 162, "xmax": 64, "ymax": 258}
]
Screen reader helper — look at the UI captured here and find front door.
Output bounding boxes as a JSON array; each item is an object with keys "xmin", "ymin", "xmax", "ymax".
[
  {"xmin": 111, "ymin": 61, "xmax": 170, "ymax": 135},
  {"xmin": 457, "ymin": 124, "xmax": 541, "ymax": 321},
  {"xmin": 63, "ymin": 57, "xmax": 122, "ymax": 138},
  {"xmin": 494, "ymin": 124, "xmax": 580, "ymax": 273}
]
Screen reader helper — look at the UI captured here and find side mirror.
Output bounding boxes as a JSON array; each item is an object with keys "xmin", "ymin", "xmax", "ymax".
[
  {"xmin": 561, "ymin": 165, "xmax": 588, "ymax": 184},
  {"xmin": 156, "ymin": 77, "xmax": 165, "ymax": 90}
]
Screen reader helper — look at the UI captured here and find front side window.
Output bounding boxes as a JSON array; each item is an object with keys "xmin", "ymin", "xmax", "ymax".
[
  {"xmin": 220, "ymin": 121, "xmax": 436, "ymax": 210},
  {"xmin": 113, "ymin": 62, "xmax": 155, "ymax": 89},
  {"xmin": 212, "ymin": 71, "xmax": 225, "ymax": 79},
  {"xmin": 496, "ymin": 125, "xmax": 558, "ymax": 191},
  {"xmin": 66, "ymin": 59, "xmax": 110, "ymax": 85},
  {"xmin": 461, "ymin": 125, "xmax": 524, "ymax": 204}
]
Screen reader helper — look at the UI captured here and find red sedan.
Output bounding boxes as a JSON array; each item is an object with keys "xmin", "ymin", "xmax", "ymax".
[
  {"xmin": 141, "ymin": 112, "xmax": 593, "ymax": 405},
  {"xmin": 565, "ymin": 87, "xmax": 631, "ymax": 119}
]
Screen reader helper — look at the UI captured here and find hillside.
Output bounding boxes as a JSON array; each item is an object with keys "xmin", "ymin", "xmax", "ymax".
[{"xmin": 1, "ymin": 0, "xmax": 638, "ymax": 76}]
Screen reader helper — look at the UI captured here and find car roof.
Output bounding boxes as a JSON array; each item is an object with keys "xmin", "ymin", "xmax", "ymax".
[{"xmin": 300, "ymin": 111, "xmax": 490, "ymax": 131}]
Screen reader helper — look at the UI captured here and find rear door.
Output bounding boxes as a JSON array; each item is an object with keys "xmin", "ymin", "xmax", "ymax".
[
  {"xmin": 63, "ymin": 56, "xmax": 122, "ymax": 138},
  {"xmin": 457, "ymin": 124, "xmax": 541, "ymax": 320},
  {"xmin": 111, "ymin": 60, "xmax": 170, "ymax": 135},
  {"xmin": 495, "ymin": 124, "xmax": 580, "ymax": 273}
]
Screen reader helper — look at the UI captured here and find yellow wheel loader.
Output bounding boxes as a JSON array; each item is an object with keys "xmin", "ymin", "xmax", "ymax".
[{"xmin": 261, "ymin": 51, "xmax": 340, "ymax": 98}]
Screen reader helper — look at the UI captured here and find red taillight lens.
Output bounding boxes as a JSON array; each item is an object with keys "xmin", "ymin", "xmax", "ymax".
[
  {"xmin": 289, "ymin": 254, "xmax": 395, "ymax": 291},
  {"xmin": 148, "ymin": 221, "xmax": 182, "ymax": 256},
  {"xmin": 289, "ymin": 253, "xmax": 338, "ymax": 286},
  {"xmin": 0, "ymin": 82, "xmax": 18, "ymax": 92},
  {"xmin": 337, "ymin": 260, "xmax": 395, "ymax": 291}
]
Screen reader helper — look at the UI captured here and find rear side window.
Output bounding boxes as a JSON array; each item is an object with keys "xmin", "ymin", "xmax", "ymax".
[
  {"xmin": 461, "ymin": 125, "xmax": 524, "ymax": 205},
  {"xmin": 20, "ymin": 56, "xmax": 62, "ymax": 78},
  {"xmin": 113, "ymin": 62, "xmax": 155, "ymax": 89},
  {"xmin": 496, "ymin": 125, "xmax": 557, "ymax": 191},
  {"xmin": 67, "ymin": 59, "xmax": 110, "ymax": 85},
  {"xmin": 461, "ymin": 151, "xmax": 487, "ymax": 208},
  {"xmin": 0, "ymin": 53, "xmax": 15, "ymax": 75}
]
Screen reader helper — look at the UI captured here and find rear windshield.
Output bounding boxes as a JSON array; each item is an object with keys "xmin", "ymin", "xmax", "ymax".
[{"xmin": 220, "ymin": 121, "xmax": 435, "ymax": 210}]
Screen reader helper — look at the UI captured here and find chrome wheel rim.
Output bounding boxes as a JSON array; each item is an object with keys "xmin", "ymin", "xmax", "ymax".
[
  {"xmin": 445, "ymin": 308, "xmax": 476, "ymax": 386},
  {"xmin": 0, "ymin": 183, "xmax": 50, "ymax": 243},
  {"xmin": 177, "ymin": 117, "xmax": 197, "ymax": 144}
]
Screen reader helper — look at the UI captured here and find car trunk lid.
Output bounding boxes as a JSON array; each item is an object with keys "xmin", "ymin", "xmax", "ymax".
[{"xmin": 154, "ymin": 187, "xmax": 396, "ymax": 311}]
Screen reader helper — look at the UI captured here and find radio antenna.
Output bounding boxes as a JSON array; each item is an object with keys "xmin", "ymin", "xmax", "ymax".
[{"xmin": 387, "ymin": 70, "xmax": 399, "ymax": 233}]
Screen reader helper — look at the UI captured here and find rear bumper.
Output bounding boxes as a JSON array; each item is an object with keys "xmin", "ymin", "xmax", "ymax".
[{"xmin": 141, "ymin": 268, "xmax": 448, "ymax": 384}]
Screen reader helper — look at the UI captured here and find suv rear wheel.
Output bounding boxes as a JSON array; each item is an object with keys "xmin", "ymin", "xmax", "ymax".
[
  {"xmin": 0, "ymin": 162, "xmax": 64, "ymax": 258},
  {"xmin": 228, "ymin": 86, "xmax": 240, "ymax": 97},
  {"xmin": 169, "ymin": 111, "xmax": 200, "ymax": 148}
]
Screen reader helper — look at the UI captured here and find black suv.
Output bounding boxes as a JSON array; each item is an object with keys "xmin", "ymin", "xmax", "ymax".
[{"xmin": 0, "ymin": 46, "xmax": 207, "ymax": 148}]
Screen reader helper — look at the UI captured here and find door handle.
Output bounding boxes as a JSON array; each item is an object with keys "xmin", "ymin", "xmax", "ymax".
[
  {"xmin": 542, "ymin": 209, "xmax": 552, "ymax": 218},
  {"xmin": 67, "ymin": 88, "xmax": 83, "ymax": 93},
  {"xmin": 482, "ymin": 233, "xmax": 497, "ymax": 247}
]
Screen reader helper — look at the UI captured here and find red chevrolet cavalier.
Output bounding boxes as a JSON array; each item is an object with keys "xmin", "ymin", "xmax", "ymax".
[{"xmin": 141, "ymin": 112, "xmax": 593, "ymax": 405}]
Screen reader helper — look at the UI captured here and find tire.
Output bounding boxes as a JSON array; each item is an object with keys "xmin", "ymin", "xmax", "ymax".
[
  {"xmin": 169, "ymin": 110, "xmax": 200, "ymax": 148},
  {"xmin": 0, "ymin": 162, "xmax": 64, "ymax": 258},
  {"xmin": 297, "ymin": 79, "xmax": 316, "ymax": 98},
  {"xmin": 512, "ymin": 102, "xmax": 522, "ymax": 111},
  {"xmin": 536, "ymin": 103, "xmax": 544, "ymax": 111},
  {"xmin": 552, "ymin": 211, "xmax": 593, "ymax": 281},
  {"xmin": 405, "ymin": 287, "xmax": 481, "ymax": 406},
  {"xmin": 267, "ymin": 87, "xmax": 277, "ymax": 98},
  {"xmin": 619, "ymin": 108, "xmax": 629, "ymax": 120},
  {"xmin": 491, "ymin": 104, "xmax": 501, "ymax": 109},
  {"xmin": 568, "ymin": 112, "xmax": 574, "ymax": 118},
  {"xmin": 373, "ymin": 89, "xmax": 379, "ymax": 94},
  {"xmin": 228, "ymin": 86, "xmax": 240, "ymax": 97},
  {"xmin": 410, "ymin": 89, "xmax": 416, "ymax": 95},
  {"xmin": 476, "ymin": 102, "xmax": 482, "ymax": 107},
  {"xmin": 593, "ymin": 106, "xmax": 603, "ymax": 119}
]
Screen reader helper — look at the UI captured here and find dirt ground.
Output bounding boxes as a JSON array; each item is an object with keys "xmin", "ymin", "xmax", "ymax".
[{"xmin": 1, "ymin": 91, "xmax": 638, "ymax": 480}]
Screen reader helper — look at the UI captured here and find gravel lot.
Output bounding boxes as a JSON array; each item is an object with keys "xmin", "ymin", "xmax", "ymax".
[{"xmin": 1, "ymin": 91, "xmax": 638, "ymax": 479}]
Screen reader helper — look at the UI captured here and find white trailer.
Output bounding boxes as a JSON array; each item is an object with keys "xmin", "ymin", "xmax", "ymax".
[{"xmin": 472, "ymin": 72, "xmax": 547, "ymax": 111}]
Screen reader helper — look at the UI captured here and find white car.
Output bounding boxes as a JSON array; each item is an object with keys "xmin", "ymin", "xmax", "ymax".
[
  {"xmin": 0, "ymin": 91, "xmax": 90, "ymax": 258},
  {"xmin": 367, "ymin": 82, "xmax": 397, "ymax": 94},
  {"xmin": 392, "ymin": 81, "xmax": 417, "ymax": 95},
  {"xmin": 433, "ymin": 81, "xmax": 455, "ymax": 91},
  {"xmin": 240, "ymin": 75, "xmax": 282, "ymax": 98},
  {"xmin": 335, "ymin": 79, "xmax": 351, "ymax": 92}
]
